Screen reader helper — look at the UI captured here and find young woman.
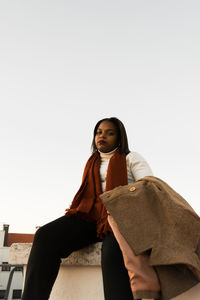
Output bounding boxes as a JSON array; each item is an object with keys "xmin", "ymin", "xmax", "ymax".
[{"xmin": 22, "ymin": 117, "xmax": 158, "ymax": 300}]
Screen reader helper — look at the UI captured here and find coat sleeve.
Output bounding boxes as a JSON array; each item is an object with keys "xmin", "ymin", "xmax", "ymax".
[{"xmin": 127, "ymin": 152, "xmax": 153, "ymax": 181}]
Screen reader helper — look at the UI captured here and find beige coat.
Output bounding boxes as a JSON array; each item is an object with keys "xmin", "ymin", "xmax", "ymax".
[{"xmin": 100, "ymin": 176, "xmax": 200, "ymax": 300}]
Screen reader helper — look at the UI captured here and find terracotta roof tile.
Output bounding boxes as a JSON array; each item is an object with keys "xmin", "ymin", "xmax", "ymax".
[{"xmin": 7, "ymin": 233, "xmax": 34, "ymax": 247}]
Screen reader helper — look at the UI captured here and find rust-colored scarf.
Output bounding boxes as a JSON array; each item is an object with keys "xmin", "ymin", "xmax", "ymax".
[{"xmin": 65, "ymin": 149, "xmax": 128, "ymax": 238}]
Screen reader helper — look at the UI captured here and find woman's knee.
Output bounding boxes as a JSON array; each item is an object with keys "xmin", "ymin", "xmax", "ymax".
[
  {"xmin": 33, "ymin": 224, "xmax": 52, "ymax": 247},
  {"xmin": 33, "ymin": 217, "xmax": 66, "ymax": 245}
]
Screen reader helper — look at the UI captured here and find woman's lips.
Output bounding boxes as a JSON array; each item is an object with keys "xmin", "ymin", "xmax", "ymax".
[{"xmin": 98, "ymin": 140, "xmax": 106, "ymax": 145}]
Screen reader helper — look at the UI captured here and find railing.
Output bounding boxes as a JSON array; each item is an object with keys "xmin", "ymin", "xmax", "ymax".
[{"xmin": 0, "ymin": 264, "xmax": 23, "ymax": 300}]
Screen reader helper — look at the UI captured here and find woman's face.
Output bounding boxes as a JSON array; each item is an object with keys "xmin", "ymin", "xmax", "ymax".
[{"xmin": 95, "ymin": 121, "xmax": 119, "ymax": 153}]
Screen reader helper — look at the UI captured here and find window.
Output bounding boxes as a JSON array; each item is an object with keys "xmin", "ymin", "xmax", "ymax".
[
  {"xmin": 12, "ymin": 289, "xmax": 22, "ymax": 299},
  {"xmin": 0, "ymin": 290, "xmax": 6, "ymax": 299},
  {"xmin": 14, "ymin": 266, "xmax": 23, "ymax": 272},
  {"xmin": 1, "ymin": 262, "xmax": 10, "ymax": 271}
]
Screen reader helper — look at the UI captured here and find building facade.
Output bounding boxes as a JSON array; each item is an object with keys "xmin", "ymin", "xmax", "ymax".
[{"xmin": 0, "ymin": 225, "xmax": 34, "ymax": 300}]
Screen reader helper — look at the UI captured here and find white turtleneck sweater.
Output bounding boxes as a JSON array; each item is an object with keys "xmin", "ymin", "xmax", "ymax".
[{"xmin": 99, "ymin": 150, "xmax": 153, "ymax": 192}]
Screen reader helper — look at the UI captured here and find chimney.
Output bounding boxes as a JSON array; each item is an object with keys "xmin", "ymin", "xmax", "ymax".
[{"xmin": 3, "ymin": 224, "xmax": 9, "ymax": 247}]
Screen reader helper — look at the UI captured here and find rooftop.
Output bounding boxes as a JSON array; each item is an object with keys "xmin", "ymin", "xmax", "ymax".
[{"xmin": 7, "ymin": 233, "xmax": 34, "ymax": 247}]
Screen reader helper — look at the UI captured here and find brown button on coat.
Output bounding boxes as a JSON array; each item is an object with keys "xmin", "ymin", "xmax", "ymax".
[{"xmin": 100, "ymin": 176, "xmax": 200, "ymax": 300}]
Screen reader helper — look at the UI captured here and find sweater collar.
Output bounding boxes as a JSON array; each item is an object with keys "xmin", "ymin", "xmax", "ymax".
[{"xmin": 98, "ymin": 147, "xmax": 118, "ymax": 159}]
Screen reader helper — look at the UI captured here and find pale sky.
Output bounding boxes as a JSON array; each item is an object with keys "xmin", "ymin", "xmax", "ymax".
[{"xmin": 0, "ymin": 0, "xmax": 200, "ymax": 233}]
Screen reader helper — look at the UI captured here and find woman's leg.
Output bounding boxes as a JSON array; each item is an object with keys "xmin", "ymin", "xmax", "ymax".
[
  {"xmin": 22, "ymin": 215, "xmax": 99, "ymax": 300},
  {"xmin": 101, "ymin": 232, "xmax": 134, "ymax": 300}
]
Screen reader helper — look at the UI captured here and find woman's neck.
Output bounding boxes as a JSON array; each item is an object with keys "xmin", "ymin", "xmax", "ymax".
[{"xmin": 98, "ymin": 147, "xmax": 118, "ymax": 159}]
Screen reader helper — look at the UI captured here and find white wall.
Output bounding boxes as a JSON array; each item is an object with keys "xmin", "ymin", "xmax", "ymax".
[
  {"xmin": 0, "ymin": 230, "xmax": 5, "ymax": 247},
  {"xmin": 0, "ymin": 231, "xmax": 23, "ymax": 300}
]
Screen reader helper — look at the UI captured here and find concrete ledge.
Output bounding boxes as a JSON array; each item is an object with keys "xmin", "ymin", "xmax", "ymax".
[
  {"xmin": 9, "ymin": 243, "xmax": 200, "ymax": 300},
  {"xmin": 9, "ymin": 242, "xmax": 104, "ymax": 300},
  {"xmin": 9, "ymin": 242, "xmax": 102, "ymax": 266}
]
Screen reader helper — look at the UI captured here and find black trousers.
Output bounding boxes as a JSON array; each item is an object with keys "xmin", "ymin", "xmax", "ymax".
[{"xmin": 22, "ymin": 215, "xmax": 133, "ymax": 300}]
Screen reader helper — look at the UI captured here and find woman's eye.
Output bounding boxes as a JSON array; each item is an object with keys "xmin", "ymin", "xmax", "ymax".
[{"xmin": 96, "ymin": 130, "xmax": 115, "ymax": 136}]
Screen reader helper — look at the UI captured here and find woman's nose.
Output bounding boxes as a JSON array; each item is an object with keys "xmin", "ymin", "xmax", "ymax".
[{"xmin": 100, "ymin": 131, "xmax": 106, "ymax": 138}]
